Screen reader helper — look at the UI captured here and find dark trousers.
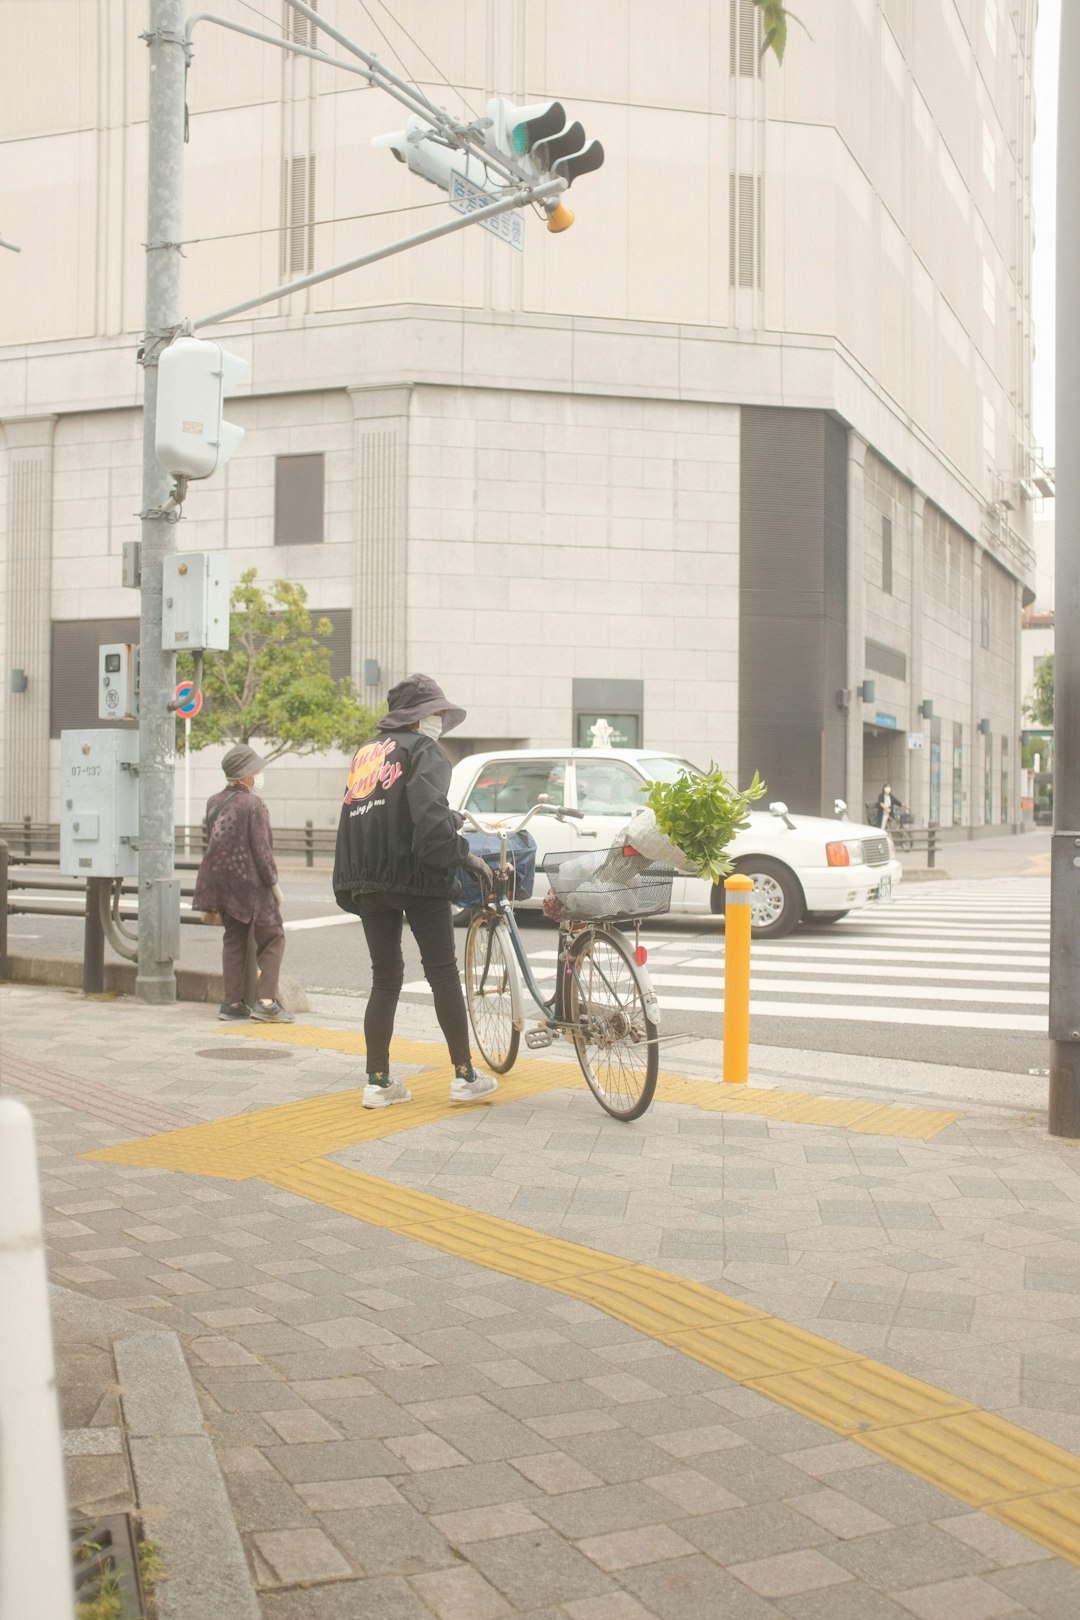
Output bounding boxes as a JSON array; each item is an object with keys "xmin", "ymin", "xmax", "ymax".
[
  {"xmin": 222, "ymin": 913, "xmax": 285, "ymax": 1003},
  {"xmin": 357, "ymin": 892, "xmax": 470, "ymax": 1071}
]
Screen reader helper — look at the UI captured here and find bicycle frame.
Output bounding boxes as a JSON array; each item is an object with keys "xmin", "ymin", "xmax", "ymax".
[{"xmin": 462, "ymin": 803, "xmax": 661, "ymax": 1041}]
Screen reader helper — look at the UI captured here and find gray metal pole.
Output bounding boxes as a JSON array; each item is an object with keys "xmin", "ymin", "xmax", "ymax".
[
  {"xmin": 1049, "ymin": 3, "xmax": 1080, "ymax": 1133},
  {"xmin": 135, "ymin": 0, "xmax": 187, "ymax": 1004}
]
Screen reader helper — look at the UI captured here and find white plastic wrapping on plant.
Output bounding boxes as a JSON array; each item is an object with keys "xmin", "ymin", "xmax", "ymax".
[{"xmin": 622, "ymin": 808, "xmax": 699, "ymax": 875}]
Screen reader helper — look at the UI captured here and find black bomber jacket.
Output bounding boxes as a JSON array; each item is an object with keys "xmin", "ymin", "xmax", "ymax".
[{"xmin": 332, "ymin": 727, "xmax": 468, "ymax": 907}]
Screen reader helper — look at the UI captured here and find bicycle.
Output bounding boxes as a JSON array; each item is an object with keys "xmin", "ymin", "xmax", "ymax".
[
  {"xmin": 885, "ymin": 807, "xmax": 914, "ymax": 851},
  {"xmin": 460, "ymin": 802, "xmax": 670, "ymax": 1121}
]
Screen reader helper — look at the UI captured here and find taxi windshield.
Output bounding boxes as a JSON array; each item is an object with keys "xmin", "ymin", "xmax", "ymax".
[{"xmin": 638, "ymin": 756, "xmax": 702, "ymax": 784}]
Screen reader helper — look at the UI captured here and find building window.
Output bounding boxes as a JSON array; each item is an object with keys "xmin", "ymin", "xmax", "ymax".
[
  {"xmin": 980, "ymin": 587, "xmax": 991, "ymax": 649},
  {"xmin": 929, "ymin": 717, "xmax": 942, "ymax": 825},
  {"xmin": 281, "ymin": 153, "xmax": 316, "ymax": 277},
  {"xmin": 730, "ymin": 0, "xmax": 763, "ymax": 77},
  {"xmin": 984, "ymin": 732, "xmax": 993, "ymax": 823},
  {"xmin": 274, "ymin": 453, "xmax": 325, "ymax": 545},
  {"xmin": 729, "ymin": 173, "xmax": 763, "ymax": 289},
  {"xmin": 953, "ymin": 722, "xmax": 964, "ymax": 825},
  {"xmin": 1000, "ymin": 734, "xmax": 1009, "ymax": 823},
  {"xmin": 882, "ymin": 514, "xmax": 893, "ymax": 595}
]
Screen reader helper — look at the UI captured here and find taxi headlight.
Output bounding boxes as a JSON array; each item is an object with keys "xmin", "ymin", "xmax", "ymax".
[{"xmin": 826, "ymin": 840, "xmax": 864, "ymax": 867}]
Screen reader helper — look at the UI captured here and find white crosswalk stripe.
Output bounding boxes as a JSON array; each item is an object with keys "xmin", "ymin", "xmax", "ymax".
[
  {"xmin": 634, "ymin": 880, "xmax": 1050, "ymax": 1031},
  {"xmin": 403, "ymin": 879, "xmax": 1051, "ymax": 1034}
]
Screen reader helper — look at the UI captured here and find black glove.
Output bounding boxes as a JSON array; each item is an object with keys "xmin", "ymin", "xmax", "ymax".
[
  {"xmin": 450, "ymin": 809, "xmax": 466, "ymax": 830},
  {"xmin": 463, "ymin": 851, "xmax": 494, "ymax": 900}
]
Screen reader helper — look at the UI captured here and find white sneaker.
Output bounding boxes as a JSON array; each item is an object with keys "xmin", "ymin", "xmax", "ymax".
[
  {"xmin": 362, "ymin": 1079, "xmax": 412, "ymax": 1109},
  {"xmin": 450, "ymin": 1070, "xmax": 499, "ymax": 1104}
]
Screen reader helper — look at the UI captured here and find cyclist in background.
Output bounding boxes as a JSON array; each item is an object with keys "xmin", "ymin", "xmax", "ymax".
[{"xmin": 876, "ymin": 782, "xmax": 903, "ymax": 831}]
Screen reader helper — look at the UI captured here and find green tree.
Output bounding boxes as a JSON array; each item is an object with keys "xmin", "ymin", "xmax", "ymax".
[
  {"xmin": 178, "ymin": 570, "xmax": 379, "ymax": 762},
  {"xmin": 754, "ymin": 1, "xmax": 805, "ymax": 63},
  {"xmin": 1025, "ymin": 655, "xmax": 1055, "ymax": 727}
]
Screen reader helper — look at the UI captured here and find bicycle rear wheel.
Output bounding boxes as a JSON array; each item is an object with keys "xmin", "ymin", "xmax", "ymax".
[
  {"xmin": 565, "ymin": 927, "xmax": 658, "ymax": 1121},
  {"xmin": 464, "ymin": 915, "xmax": 520, "ymax": 1073}
]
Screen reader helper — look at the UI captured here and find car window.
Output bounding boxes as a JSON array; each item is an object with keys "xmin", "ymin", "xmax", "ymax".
[
  {"xmin": 465, "ymin": 759, "xmax": 566, "ymax": 814},
  {"xmin": 575, "ymin": 760, "xmax": 649, "ymax": 817},
  {"xmin": 638, "ymin": 756, "xmax": 702, "ymax": 784}
]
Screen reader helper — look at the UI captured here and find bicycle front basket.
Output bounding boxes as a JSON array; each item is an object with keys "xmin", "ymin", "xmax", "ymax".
[{"xmin": 542, "ymin": 847, "xmax": 673, "ymax": 922}]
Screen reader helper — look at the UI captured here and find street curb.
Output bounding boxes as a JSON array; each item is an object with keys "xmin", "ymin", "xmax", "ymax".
[
  {"xmin": 114, "ymin": 1335, "xmax": 261, "ymax": 1620},
  {"xmin": 2, "ymin": 952, "xmax": 309, "ymax": 1011},
  {"xmin": 896, "ymin": 867, "xmax": 951, "ymax": 882},
  {"xmin": 50, "ymin": 1289, "xmax": 260, "ymax": 1618}
]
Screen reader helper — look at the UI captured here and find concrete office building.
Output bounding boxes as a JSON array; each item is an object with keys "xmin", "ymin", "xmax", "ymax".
[{"xmin": 0, "ymin": 0, "xmax": 1040, "ymax": 833}]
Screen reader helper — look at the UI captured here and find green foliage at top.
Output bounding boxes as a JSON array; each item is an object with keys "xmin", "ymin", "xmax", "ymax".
[
  {"xmin": 753, "ymin": 0, "xmax": 808, "ymax": 64},
  {"xmin": 177, "ymin": 570, "xmax": 380, "ymax": 763},
  {"xmin": 1025, "ymin": 655, "xmax": 1054, "ymax": 727},
  {"xmin": 645, "ymin": 764, "xmax": 767, "ymax": 882}
]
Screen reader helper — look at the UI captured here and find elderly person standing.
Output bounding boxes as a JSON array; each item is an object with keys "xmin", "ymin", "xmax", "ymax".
[{"xmin": 193, "ymin": 743, "xmax": 294, "ymax": 1023}]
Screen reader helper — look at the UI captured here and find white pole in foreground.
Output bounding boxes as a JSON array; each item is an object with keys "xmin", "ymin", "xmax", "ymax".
[
  {"xmin": 184, "ymin": 715, "xmax": 192, "ymax": 857},
  {"xmin": 0, "ymin": 1099, "xmax": 73, "ymax": 1620}
]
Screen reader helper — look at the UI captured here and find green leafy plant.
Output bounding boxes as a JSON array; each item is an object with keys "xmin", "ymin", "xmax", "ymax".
[
  {"xmin": 177, "ymin": 570, "xmax": 381, "ymax": 763},
  {"xmin": 645, "ymin": 765, "xmax": 766, "ymax": 882}
]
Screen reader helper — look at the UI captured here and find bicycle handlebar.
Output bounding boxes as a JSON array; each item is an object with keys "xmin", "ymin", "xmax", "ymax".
[{"xmin": 460, "ymin": 800, "xmax": 584, "ymax": 838}]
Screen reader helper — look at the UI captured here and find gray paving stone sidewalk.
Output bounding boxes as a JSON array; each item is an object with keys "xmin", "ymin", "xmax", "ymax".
[{"xmin": 4, "ymin": 982, "xmax": 1080, "ymax": 1618}]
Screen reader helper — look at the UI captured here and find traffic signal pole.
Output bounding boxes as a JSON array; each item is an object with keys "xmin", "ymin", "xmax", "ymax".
[
  {"xmin": 1049, "ymin": 2, "xmax": 1080, "ymax": 1133},
  {"xmin": 134, "ymin": 0, "xmax": 187, "ymax": 1003}
]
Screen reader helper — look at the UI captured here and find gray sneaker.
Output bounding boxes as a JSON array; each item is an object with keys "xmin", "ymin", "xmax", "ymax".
[
  {"xmin": 218, "ymin": 1001, "xmax": 251, "ymax": 1021},
  {"xmin": 250, "ymin": 999, "xmax": 294, "ymax": 1024},
  {"xmin": 362, "ymin": 1078, "xmax": 412, "ymax": 1109},
  {"xmin": 450, "ymin": 1070, "xmax": 499, "ymax": 1103}
]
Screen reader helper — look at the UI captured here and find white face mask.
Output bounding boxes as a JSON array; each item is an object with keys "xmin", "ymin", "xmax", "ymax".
[
  {"xmin": 252, "ymin": 772, "xmax": 265, "ymax": 792},
  {"xmin": 417, "ymin": 715, "xmax": 443, "ymax": 741}
]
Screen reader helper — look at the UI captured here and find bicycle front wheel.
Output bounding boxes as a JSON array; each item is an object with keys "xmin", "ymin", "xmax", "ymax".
[
  {"xmin": 464, "ymin": 915, "xmax": 520, "ymax": 1074},
  {"xmin": 565, "ymin": 928, "xmax": 658, "ymax": 1121}
]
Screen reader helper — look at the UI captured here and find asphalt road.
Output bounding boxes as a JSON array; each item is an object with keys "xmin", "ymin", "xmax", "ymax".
[{"xmin": 7, "ymin": 851, "xmax": 1052, "ymax": 1079}]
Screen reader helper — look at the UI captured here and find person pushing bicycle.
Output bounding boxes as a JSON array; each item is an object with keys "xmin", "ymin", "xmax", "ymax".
[{"xmin": 332, "ymin": 674, "xmax": 498, "ymax": 1109}]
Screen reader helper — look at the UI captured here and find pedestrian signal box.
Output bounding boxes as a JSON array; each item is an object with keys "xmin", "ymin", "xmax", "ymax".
[
  {"xmin": 60, "ymin": 730, "xmax": 139, "ymax": 879},
  {"xmin": 98, "ymin": 643, "xmax": 139, "ymax": 721}
]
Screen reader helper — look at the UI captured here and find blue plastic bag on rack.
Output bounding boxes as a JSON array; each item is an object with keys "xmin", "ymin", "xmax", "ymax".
[{"xmin": 459, "ymin": 829, "xmax": 537, "ymax": 905}]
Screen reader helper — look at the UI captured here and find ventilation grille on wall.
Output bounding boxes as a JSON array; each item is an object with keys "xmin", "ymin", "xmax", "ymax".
[
  {"xmin": 729, "ymin": 173, "xmax": 763, "ymax": 289},
  {"xmin": 281, "ymin": 153, "xmax": 316, "ymax": 277},
  {"xmin": 730, "ymin": 0, "xmax": 763, "ymax": 77},
  {"xmin": 284, "ymin": 0, "xmax": 318, "ymax": 47}
]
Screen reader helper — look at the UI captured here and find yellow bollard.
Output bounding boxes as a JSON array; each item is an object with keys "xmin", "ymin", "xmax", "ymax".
[{"xmin": 723, "ymin": 873, "xmax": 753, "ymax": 1084}]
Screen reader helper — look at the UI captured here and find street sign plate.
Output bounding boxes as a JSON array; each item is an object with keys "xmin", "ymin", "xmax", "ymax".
[
  {"xmin": 448, "ymin": 171, "xmax": 525, "ymax": 251},
  {"xmin": 174, "ymin": 681, "xmax": 203, "ymax": 717}
]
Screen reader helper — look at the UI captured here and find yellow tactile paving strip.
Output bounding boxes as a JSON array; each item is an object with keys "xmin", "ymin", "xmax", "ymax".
[
  {"xmin": 87, "ymin": 1087, "xmax": 1080, "ymax": 1566},
  {"xmin": 226, "ymin": 1023, "xmax": 961, "ymax": 1141}
]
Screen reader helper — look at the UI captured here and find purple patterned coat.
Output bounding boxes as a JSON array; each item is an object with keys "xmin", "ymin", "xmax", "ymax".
[{"xmin": 192, "ymin": 785, "xmax": 281, "ymax": 926}]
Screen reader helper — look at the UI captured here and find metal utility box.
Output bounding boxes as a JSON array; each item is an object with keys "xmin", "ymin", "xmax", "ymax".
[
  {"xmin": 162, "ymin": 552, "xmax": 230, "ymax": 651},
  {"xmin": 98, "ymin": 642, "xmax": 139, "ymax": 721},
  {"xmin": 60, "ymin": 730, "xmax": 140, "ymax": 878}
]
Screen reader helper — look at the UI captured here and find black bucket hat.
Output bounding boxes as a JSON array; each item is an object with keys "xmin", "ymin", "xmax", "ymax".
[{"xmin": 377, "ymin": 674, "xmax": 466, "ymax": 735}]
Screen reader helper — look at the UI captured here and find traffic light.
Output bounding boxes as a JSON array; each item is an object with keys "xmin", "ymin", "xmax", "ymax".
[
  {"xmin": 155, "ymin": 336, "xmax": 248, "ymax": 481},
  {"xmin": 373, "ymin": 116, "xmax": 503, "ymax": 199},
  {"xmin": 486, "ymin": 98, "xmax": 604, "ymax": 184},
  {"xmin": 483, "ymin": 98, "xmax": 604, "ymax": 231}
]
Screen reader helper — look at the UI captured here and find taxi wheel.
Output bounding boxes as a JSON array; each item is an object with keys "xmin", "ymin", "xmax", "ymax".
[{"xmin": 710, "ymin": 858, "xmax": 804, "ymax": 939}]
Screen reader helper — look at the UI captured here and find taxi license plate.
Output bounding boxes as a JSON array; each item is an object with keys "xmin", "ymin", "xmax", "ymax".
[{"xmin": 874, "ymin": 876, "xmax": 892, "ymax": 903}]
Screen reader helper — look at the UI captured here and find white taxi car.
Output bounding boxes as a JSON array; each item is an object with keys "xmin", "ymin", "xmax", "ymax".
[{"xmin": 448, "ymin": 748, "xmax": 901, "ymax": 939}]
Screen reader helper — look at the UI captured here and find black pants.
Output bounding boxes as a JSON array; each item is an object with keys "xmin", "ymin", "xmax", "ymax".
[{"xmin": 356, "ymin": 892, "xmax": 470, "ymax": 1071}]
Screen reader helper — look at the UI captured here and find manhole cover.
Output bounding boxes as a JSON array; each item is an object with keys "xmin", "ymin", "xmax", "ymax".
[{"xmin": 195, "ymin": 1046, "xmax": 290, "ymax": 1061}]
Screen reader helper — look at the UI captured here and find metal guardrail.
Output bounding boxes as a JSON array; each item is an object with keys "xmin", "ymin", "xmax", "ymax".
[{"xmin": 0, "ymin": 818, "xmax": 336, "ymax": 865}]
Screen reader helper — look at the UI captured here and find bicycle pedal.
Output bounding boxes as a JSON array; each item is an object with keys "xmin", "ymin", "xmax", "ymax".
[{"xmin": 525, "ymin": 1028, "xmax": 555, "ymax": 1049}]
